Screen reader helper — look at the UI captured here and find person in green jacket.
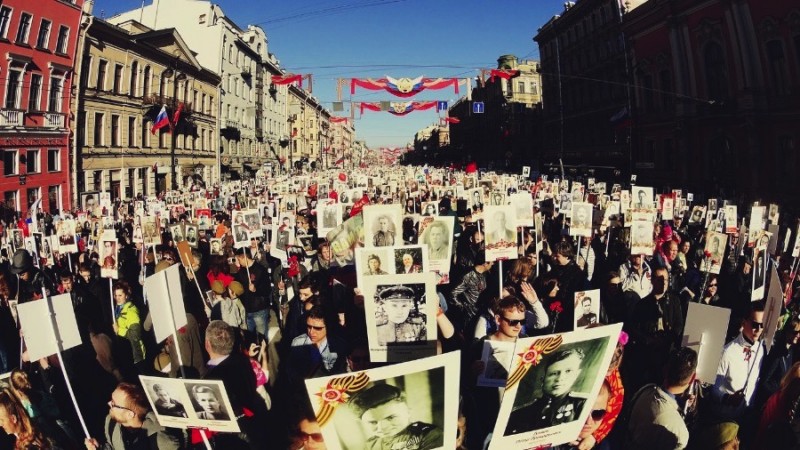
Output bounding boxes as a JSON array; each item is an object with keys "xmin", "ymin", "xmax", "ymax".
[{"xmin": 112, "ymin": 281, "xmax": 145, "ymax": 365}]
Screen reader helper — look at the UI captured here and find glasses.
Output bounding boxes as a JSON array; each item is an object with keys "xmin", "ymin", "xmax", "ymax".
[
  {"xmin": 590, "ymin": 409, "xmax": 607, "ymax": 421},
  {"xmin": 300, "ymin": 432, "xmax": 324, "ymax": 442},
  {"xmin": 108, "ymin": 400, "xmax": 134, "ymax": 413},
  {"xmin": 500, "ymin": 316, "xmax": 524, "ymax": 327},
  {"xmin": 307, "ymin": 324, "xmax": 326, "ymax": 331},
  {"xmin": 750, "ymin": 320, "xmax": 763, "ymax": 330}
]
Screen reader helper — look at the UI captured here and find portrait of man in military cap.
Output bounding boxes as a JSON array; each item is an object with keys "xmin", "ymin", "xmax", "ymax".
[
  {"xmin": 505, "ymin": 348, "xmax": 588, "ymax": 435},
  {"xmin": 350, "ymin": 383, "xmax": 443, "ymax": 450},
  {"xmin": 374, "ymin": 284, "xmax": 427, "ymax": 345}
]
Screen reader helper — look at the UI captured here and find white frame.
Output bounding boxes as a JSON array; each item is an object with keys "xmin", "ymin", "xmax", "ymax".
[
  {"xmin": 15, "ymin": 11, "xmax": 32, "ymax": 44},
  {"xmin": 3, "ymin": 149, "xmax": 19, "ymax": 175},
  {"xmin": 35, "ymin": 18, "xmax": 51, "ymax": 50},
  {"xmin": 0, "ymin": 6, "xmax": 13, "ymax": 40},
  {"xmin": 55, "ymin": 24, "xmax": 69, "ymax": 54}
]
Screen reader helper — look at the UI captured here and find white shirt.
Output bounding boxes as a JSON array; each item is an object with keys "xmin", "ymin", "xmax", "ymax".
[{"xmin": 713, "ymin": 333, "xmax": 764, "ymax": 417}]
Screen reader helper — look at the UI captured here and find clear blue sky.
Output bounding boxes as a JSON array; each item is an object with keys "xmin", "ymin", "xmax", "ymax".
[{"xmin": 93, "ymin": 0, "xmax": 567, "ymax": 149}]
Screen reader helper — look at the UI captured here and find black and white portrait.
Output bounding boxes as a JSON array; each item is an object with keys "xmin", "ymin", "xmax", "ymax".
[
  {"xmin": 303, "ymin": 352, "xmax": 460, "ymax": 450},
  {"xmin": 419, "ymin": 217, "xmax": 453, "ymax": 265},
  {"xmin": 492, "ymin": 324, "xmax": 622, "ymax": 449},
  {"xmin": 570, "ymin": 202, "xmax": 593, "ymax": 238},
  {"xmin": 363, "ymin": 205, "xmax": 402, "ymax": 249},
  {"xmin": 362, "ymin": 273, "xmax": 437, "ymax": 363}
]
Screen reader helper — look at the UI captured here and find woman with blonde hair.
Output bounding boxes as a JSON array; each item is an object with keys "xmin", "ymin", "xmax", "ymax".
[{"xmin": 0, "ymin": 389, "xmax": 51, "ymax": 449}]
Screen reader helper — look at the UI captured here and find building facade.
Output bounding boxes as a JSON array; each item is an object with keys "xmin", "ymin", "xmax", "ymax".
[
  {"xmin": 262, "ymin": 54, "xmax": 289, "ymax": 169},
  {"xmin": 109, "ymin": 0, "xmax": 273, "ymax": 180},
  {"xmin": 330, "ymin": 118, "xmax": 355, "ymax": 168},
  {"xmin": 0, "ymin": 0, "xmax": 85, "ymax": 216},
  {"xmin": 287, "ymin": 85, "xmax": 329, "ymax": 172},
  {"xmin": 624, "ymin": 0, "xmax": 800, "ymax": 204},
  {"xmin": 443, "ymin": 54, "xmax": 543, "ymax": 170},
  {"xmin": 533, "ymin": 0, "xmax": 645, "ymax": 176},
  {"xmin": 73, "ymin": 18, "xmax": 220, "ymax": 201}
]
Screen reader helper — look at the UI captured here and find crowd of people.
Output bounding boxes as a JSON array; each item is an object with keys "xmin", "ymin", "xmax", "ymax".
[{"xmin": 0, "ymin": 166, "xmax": 797, "ymax": 450}]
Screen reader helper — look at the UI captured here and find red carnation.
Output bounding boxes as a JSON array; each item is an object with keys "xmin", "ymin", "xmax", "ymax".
[
  {"xmin": 704, "ymin": 250, "xmax": 712, "ymax": 258},
  {"xmin": 549, "ymin": 301, "xmax": 563, "ymax": 314}
]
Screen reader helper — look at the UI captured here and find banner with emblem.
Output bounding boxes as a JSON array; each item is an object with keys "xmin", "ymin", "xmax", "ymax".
[
  {"xmin": 491, "ymin": 324, "xmax": 622, "ymax": 449},
  {"xmin": 361, "ymin": 273, "xmax": 438, "ymax": 363},
  {"xmin": 304, "ymin": 352, "xmax": 460, "ymax": 450}
]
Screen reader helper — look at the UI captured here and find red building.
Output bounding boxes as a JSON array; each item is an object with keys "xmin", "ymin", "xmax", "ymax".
[
  {"xmin": 0, "ymin": 0, "xmax": 85, "ymax": 217},
  {"xmin": 624, "ymin": 0, "xmax": 800, "ymax": 205}
]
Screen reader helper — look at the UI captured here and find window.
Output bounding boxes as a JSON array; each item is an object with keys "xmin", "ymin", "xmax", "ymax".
[
  {"xmin": 659, "ymin": 70, "xmax": 673, "ymax": 110},
  {"xmin": 15, "ymin": 12, "xmax": 31, "ymax": 44},
  {"xmin": 25, "ymin": 149, "xmax": 39, "ymax": 173},
  {"xmin": 36, "ymin": 19, "xmax": 50, "ymax": 49},
  {"xmin": 47, "ymin": 148, "xmax": 60, "ymax": 171},
  {"xmin": 0, "ymin": 7, "xmax": 12, "ymax": 39},
  {"xmin": 201, "ymin": 129, "xmax": 206, "ymax": 151},
  {"xmin": 113, "ymin": 64, "xmax": 123, "ymax": 94},
  {"xmin": 55, "ymin": 25, "xmax": 68, "ymax": 54},
  {"xmin": 3, "ymin": 150, "xmax": 18, "ymax": 175},
  {"xmin": 128, "ymin": 117, "xmax": 136, "ymax": 146},
  {"xmin": 5, "ymin": 68, "xmax": 22, "ymax": 109},
  {"xmin": 530, "ymin": 81, "xmax": 538, "ymax": 95},
  {"xmin": 28, "ymin": 74, "xmax": 42, "ymax": 111},
  {"xmin": 517, "ymin": 81, "xmax": 526, "ymax": 93},
  {"xmin": 47, "ymin": 76, "xmax": 62, "ymax": 112},
  {"xmin": 96, "ymin": 60, "xmax": 108, "ymax": 90},
  {"xmin": 48, "ymin": 185, "xmax": 60, "ymax": 212},
  {"xmin": 27, "ymin": 188, "xmax": 39, "ymax": 209},
  {"xmin": 129, "ymin": 61, "xmax": 138, "ymax": 96},
  {"xmin": 765, "ymin": 40, "xmax": 789, "ymax": 95},
  {"xmin": 138, "ymin": 168, "xmax": 148, "ymax": 197},
  {"xmin": 111, "ymin": 115, "xmax": 120, "ymax": 146},
  {"xmin": 93, "ymin": 113, "xmax": 104, "ymax": 146},
  {"xmin": 159, "ymin": 128, "xmax": 167, "ymax": 148},
  {"xmin": 142, "ymin": 66, "xmax": 151, "ymax": 97},
  {"xmin": 703, "ymin": 42, "xmax": 728, "ymax": 100},
  {"xmin": 4, "ymin": 191, "xmax": 18, "ymax": 211},
  {"xmin": 141, "ymin": 119, "xmax": 150, "ymax": 148}
]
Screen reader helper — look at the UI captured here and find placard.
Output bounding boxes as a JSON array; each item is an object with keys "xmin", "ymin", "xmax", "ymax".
[
  {"xmin": 682, "ymin": 303, "xmax": 730, "ymax": 384},
  {"xmin": 140, "ymin": 376, "xmax": 240, "ymax": 433}
]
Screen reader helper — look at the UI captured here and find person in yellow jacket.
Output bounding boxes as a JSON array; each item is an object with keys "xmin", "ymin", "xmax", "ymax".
[{"xmin": 113, "ymin": 280, "xmax": 145, "ymax": 365}]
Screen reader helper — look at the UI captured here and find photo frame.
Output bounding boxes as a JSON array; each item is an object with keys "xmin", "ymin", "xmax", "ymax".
[
  {"xmin": 363, "ymin": 204, "xmax": 402, "ymax": 249},
  {"xmin": 304, "ymin": 352, "xmax": 459, "ymax": 450},
  {"xmin": 483, "ymin": 205, "xmax": 518, "ymax": 262},
  {"xmin": 361, "ymin": 273, "xmax": 438, "ymax": 363},
  {"xmin": 140, "ymin": 376, "xmax": 240, "ymax": 433},
  {"xmin": 491, "ymin": 324, "xmax": 623, "ymax": 449}
]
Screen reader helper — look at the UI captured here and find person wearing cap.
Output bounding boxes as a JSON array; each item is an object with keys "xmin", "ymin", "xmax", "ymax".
[
  {"xmin": 375, "ymin": 285, "xmax": 426, "ymax": 345},
  {"xmin": 209, "ymin": 280, "xmax": 246, "ymax": 330},
  {"xmin": 351, "ymin": 383, "xmax": 442, "ymax": 450},
  {"xmin": 8, "ymin": 248, "xmax": 55, "ymax": 303}
]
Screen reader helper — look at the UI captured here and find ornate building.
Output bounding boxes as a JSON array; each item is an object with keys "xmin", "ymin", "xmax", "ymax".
[
  {"xmin": 624, "ymin": 0, "xmax": 800, "ymax": 204},
  {"xmin": 73, "ymin": 18, "xmax": 219, "ymax": 198},
  {"xmin": 0, "ymin": 0, "xmax": 85, "ymax": 215}
]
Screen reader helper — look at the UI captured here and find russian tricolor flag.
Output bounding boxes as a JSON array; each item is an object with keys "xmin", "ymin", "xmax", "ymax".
[{"xmin": 151, "ymin": 105, "xmax": 170, "ymax": 135}]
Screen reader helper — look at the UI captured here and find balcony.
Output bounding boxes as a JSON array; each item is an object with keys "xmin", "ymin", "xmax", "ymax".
[
  {"xmin": 44, "ymin": 112, "xmax": 65, "ymax": 128},
  {"xmin": 0, "ymin": 109, "xmax": 24, "ymax": 127}
]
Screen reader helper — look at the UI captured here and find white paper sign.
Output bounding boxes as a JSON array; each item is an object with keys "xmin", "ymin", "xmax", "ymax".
[
  {"xmin": 682, "ymin": 303, "xmax": 730, "ymax": 384},
  {"xmin": 18, "ymin": 294, "xmax": 82, "ymax": 361},
  {"xmin": 144, "ymin": 264, "xmax": 188, "ymax": 344}
]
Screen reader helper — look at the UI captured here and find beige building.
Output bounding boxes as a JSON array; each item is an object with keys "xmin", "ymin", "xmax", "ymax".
[
  {"xmin": 496, "ymin": 54, "xmax": 543, "ymax": 106},
  {"xmin": 73, "ymin": 18, "xmax": 219, "ymax": 198},
  {"xmin": 330, "ymin": 119, "xmax": 355, "ymax": 167},
  {"xmin": 287, "ymin": 85, "xmax": 329, "ymax": 171}
]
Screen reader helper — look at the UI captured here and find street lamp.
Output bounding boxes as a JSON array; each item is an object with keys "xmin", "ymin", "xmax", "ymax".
[{"xmin": 163, "ymin": 66, "xmax": 186, "ymax": 190}]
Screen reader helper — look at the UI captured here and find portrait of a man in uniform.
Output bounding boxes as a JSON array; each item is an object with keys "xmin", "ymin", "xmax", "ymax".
[
  {"xmin": 372, "ymin": 215, "xmax": 396, "ymax": 247},
  {"xmin": 505, "ymin": 348, "xmax": 588, "ymax": 435},
  {"xmin": 374, "ymin": 285, "xmax": 427, "ymax": 345},
  {"xmin": 351, "ymin": 383, "xmax": 443, "ymax": 450}
]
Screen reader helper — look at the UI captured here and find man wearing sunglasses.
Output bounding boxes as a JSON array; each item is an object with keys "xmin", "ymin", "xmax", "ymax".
[
  {"xmin": 84, "ymin": 382, "xmax": 184, "ymax": 450},
  {"xmin": 711, "ymin": 301, "xmax": 765, "ymax": 421}
]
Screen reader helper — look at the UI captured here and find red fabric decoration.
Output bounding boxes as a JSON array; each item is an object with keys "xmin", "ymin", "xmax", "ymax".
[
  {"xmin": 330, "ymin": 116, "xmax": 349, "ymax": 123},
  {"xmin": 271, "ymin": 74, "xmax": 303, "ymax": 87},
  {"xmin": 465, "ymin": 162, "xmax": 478, "ymax": 174},
  {"xmin": 489, "ymin": 69, "xmax": 520, "ymax": 82},
  {"xmin": 444, "ymin": 117, "xmax": 460, "ymax": 124},
  {"xmin": 360, "ymin": 101, "xmax": 438, "ymax": 116},
  {"xmin": 338, "ymin": 173, "xmax": 348, "ymax": 182},
  {"xmin": 350, "ymin": 195, "xmax": 370, "ymax": 217},
  {"xmin": 351, "ymin": 77, "xmax": 460, "ymax": 97}
]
